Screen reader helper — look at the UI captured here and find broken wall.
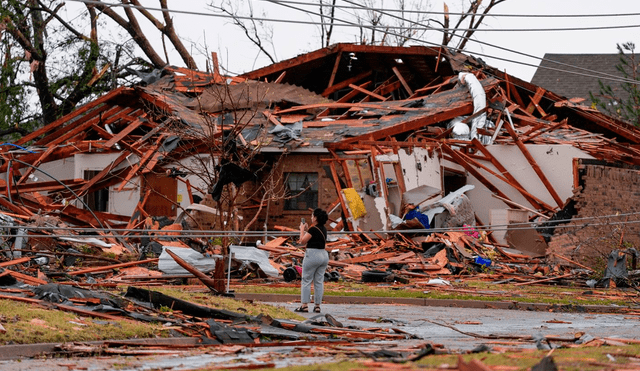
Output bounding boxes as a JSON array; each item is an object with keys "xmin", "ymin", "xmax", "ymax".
[
  {"xmin": 398, "ymin": 147, "xmax": 441, "ymax": 198},
  {"xmin": 466, "ymin": 144, "xmax": 594, "ymax": 224},
  {"xmin": 548, "ymin": 160, "xmax": 640, "ymax": 266}
]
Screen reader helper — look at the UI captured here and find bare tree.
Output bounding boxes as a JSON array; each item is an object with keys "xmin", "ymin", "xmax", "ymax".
[
  {"xmin": 209, "ymin": 0, "xmax": 278, "ymax": 66},
  {"xmin": 207, "ymin": 0, "xmax": 509, "ymax": 66},
  {"xmin": 159, "ymin": 80, "xmax": 295, "ymax": 252},
  {"xmin": 318, "ymin": 0, "xmax": 337, "ymax": 47},
  {"xmin": 0, "ymin": 0, "xmax": 198, "ymax": 140},
  {"xmin": 442, "ymin": 0, "xmax": 508, "ymax": 52}
]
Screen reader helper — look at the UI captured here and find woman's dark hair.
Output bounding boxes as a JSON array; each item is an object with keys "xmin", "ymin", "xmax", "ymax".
[{"xmin": 313, "ymin": 208, "xmax": 329, "ymax": 226}]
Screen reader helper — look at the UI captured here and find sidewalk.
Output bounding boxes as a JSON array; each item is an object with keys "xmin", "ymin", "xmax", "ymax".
[{"xmin": 234, "ymin": 293, "xmax": 629, "ymax": 313}]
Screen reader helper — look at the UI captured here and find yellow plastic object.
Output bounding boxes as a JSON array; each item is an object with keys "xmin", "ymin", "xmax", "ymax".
[{"xmin": 342, "ymin": 188, "xmax": 366, "ymax": 219}]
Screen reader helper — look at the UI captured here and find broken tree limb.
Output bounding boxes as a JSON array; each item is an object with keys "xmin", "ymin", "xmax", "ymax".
[{"xmin": 425, "ymin": 319, "xmax": 533, "ymax": 341}]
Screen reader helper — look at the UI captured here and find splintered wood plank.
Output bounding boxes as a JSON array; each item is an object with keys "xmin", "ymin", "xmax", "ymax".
[
  {"xmin": 14, "ymin": 86, "xmax": 129, "ymax": 146},
  {"xmin": 322, "ymin": 70, "xmax": 372, "ymax": 97},
  {"xmin": 0, "ymin": 257, "xmax": 31, "ymax": 267},
  {"xmin": 68, "ymin": 258, "xmax": 159, "ymax": 276},
  {"xmin": 16, "ymin": 145, "xmax": 57, "ymax": 185},
  {"xmin": 116, "ymin": 135, "xmax": 166, "ymax": 191},
  {"xmin": 125, "ymin": 189, "xmax": 152, "ymax": 232},
  {"xmin": 40, "ymin": 105, "xmax": 126, "ymax": 146},
  {"xmin": 526, "ymin": 87, "xmax": 547, "ymax": 116},
  {"xmin": 522, "ymin": 119, "xmax": 568, "ymax": 142},
  {"xmin": 392, "ymin": 66, "xmax": 413, "ymax": 96},
  {"xmin": 503, "ymin": 120, "xmax": 564, "ymax": 208},
  {"xmin": 274, "ymin": 71, "xmax": 286, "ymax": 83},
  {"xmin": 0, "ymin": 195, "xmax": 33, "ymax": 216},
  {"xmin": 103, "ymin": 115, "xmax": 147, "ymax": 148},
  {"xmin": 348, "ymin": 84, "xmax": 387, "ymax": 101},
  {"xmin": 262, "ymin": 111, "xmax": 282, "ymax": 126},
  {"xmin": 329, "ymin": 160, "xmax": 353, "ymax": 231},
  {"xmin": 513, "ymin": 273, "xmax": 574, "ymax": 286},
  {"xmin": 5, "ymin": 270, "xmax": 48, "ymax": 285},
  {"xmin": 441, "ymin": 144, "xmax": 512, "ymax": 202},
  {"xmin": 341, "ymin": 252, "xmax": 397, "ymax": 264},
  {"xmin": 263, "ymin": 237, "xmax": 288, "ymax": 248}
]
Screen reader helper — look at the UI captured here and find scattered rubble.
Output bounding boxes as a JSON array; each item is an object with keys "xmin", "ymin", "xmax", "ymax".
[{"xmin": 1, "ymin": 43, "xmax": 640, "ymax": 365}]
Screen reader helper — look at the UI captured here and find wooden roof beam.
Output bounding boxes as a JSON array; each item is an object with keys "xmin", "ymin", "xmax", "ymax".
[
  {"xmin": 440, "ymin": 144, "xmax": 514, "ymax": 202},
  {"xmin": 392, "ymin": 66, "xmax": 413, "ymax": 96},
  {"xmin": 38, "ymin": 105, "xmax": 128, "ymax": 146},
  {"xmin": 14, "ymin": 86, "xmax": 131, "ymax": 147},
  {"xmin": 321, "ymin": 71, "xmax": 372, "ymax": 97},
  {"xmin": 470, "ymin": 138, "xmax": 555, "ymax": 212},
  {"xmin": 332, "ymin": 101, "xmax": 474, "ymax": 148},
  {"xmin": 348, "ymin": 83, "xmax": 387, "ymax": 101},
  {"xmin": 503, "ymin": 117, "xmax": 564, "ymax": 208}
]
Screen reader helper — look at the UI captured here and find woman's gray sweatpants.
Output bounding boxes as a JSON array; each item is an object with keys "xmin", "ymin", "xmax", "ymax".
[{"xmin": 301, "ymin": 248, "xmax": 329, "ymax": 305}]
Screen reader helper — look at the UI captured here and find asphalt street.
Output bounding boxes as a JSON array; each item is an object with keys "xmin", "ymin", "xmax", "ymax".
[{"xmin": 3, "ymin": 301, "xmax": 638, "ymax": 371}]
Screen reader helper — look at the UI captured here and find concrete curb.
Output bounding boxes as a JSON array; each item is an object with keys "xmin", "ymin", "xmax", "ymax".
[
  {"xmin": 234, "ymin": 293, "xmax": 629, "ymax": 313},
  {"xmin": 0, "ymin": 338, "xmax": 198, "ymax": 361}
]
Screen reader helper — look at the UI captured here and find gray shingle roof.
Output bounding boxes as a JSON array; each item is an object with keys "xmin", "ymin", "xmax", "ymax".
[{"xmin": 531, "ymin": 53, "xmax": 628, "ymax": 105}]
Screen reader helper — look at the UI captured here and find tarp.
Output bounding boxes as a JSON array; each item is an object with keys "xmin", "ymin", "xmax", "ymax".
[
  {"xmin": 229, "ymin": 245, "xmax": 279, "ymax": 278},
  {"xmin": 158, "ymin": 246, "xmax": 219, "ymax": 274}
]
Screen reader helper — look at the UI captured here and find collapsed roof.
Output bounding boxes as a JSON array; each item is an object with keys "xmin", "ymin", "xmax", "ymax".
[{"xmin": 0, "ymin": 43, "xmax": 638, "ymax": 233}]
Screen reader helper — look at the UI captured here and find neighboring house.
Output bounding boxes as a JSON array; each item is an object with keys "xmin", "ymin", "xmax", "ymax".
[
  {"xmin": 531, "ymin": 53, "xmax": 628, "ymax": 107},
  {"xmin": 2, "ymin": 44, "xmax": 640, "ymax": 264}
]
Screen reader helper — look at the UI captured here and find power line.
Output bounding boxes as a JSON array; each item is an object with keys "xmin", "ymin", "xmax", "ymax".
[
  {"xmin": 65, "ymin": 0, "xmax": 640, "ymax": 32},
  {"xmin": 62, "ymin": 0, "xmax": 640, "ymax": 85},
  {"xmin": 61, "ymin": 0, "xmax": 640, "ymax": 84},
  {"xmin": 0, "ymin": 210, "xmax": 639, "ymax": 237},
  {"xmin": 262, "ymin": 0, "xmax": 640, "ymax": 19},
  {"xmin": 338, "ymin": 0, "xmax": 640, "ymax": 86},
  {"xmin": 267, "ymin": 0, "xmax": 640, "ymax": 86}
]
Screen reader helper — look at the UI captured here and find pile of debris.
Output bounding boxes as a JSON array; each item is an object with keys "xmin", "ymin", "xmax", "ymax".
[{"xmin": 1, "ymin": 43, "xmax": 640, "ymax": 316}]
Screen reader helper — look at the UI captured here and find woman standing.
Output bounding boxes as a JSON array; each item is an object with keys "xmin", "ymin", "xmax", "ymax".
[{"xmin": 295, "ymin": 208, "xmax": 329, "ymax": 313}]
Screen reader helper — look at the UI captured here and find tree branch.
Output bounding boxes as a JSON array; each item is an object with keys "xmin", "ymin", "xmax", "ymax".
[{"xmin": 89, "ymin": 0, "xmax": 166, "ymax": 68}]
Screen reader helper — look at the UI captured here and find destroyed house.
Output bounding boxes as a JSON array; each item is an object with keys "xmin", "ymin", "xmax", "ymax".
[{"xmin": 3, "ymin": 43, "xmax": 640, "ymax": 265}]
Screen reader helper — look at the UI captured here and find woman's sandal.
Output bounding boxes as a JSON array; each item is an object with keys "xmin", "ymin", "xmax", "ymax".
[
  {"xmin": 294, "ymin": 305, "xmax": 308, "ymax": 313},
  {"xmin": 313, "ymin": 305, "xmax": 321, "ymax": 313}
]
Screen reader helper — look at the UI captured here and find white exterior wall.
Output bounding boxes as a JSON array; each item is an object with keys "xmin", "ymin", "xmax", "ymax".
[
  {"xmin": 74, "ymin": 153, "xmax": 140, "ymax": 215},
  {"xmin": 175, "ymin": 155, "xmax": 211, "ymax": 209},
  {"xmin": 37, "ymin": 157, "xmax": 76, "ymax": 182},
  {"xmin": 398, "ymin": 147, "xmax": 441, "ymax": 194},
  {"xmin": 466, "ymin": 144, "xmax": 594, "ymax": 223}
]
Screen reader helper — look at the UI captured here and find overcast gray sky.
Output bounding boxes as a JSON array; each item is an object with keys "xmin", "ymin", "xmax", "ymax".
[{"xmin": 64, "ymin": 0, "xmax": 640, "ymax": 82}]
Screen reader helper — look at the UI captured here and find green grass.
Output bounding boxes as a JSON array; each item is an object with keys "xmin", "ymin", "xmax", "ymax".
[
  {"xmin": 233, "ymin": 280, "xmax": 636, "ymax": 308},
  {"xmin": 0, "ymin": 285, "xmax": 306, "ymax": 345},
  {"xmin": 0, "ymin": 299, "xmax": 164, "ymax": 345}
]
